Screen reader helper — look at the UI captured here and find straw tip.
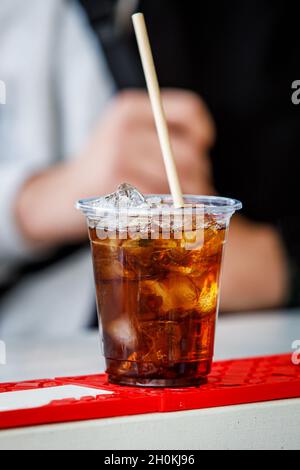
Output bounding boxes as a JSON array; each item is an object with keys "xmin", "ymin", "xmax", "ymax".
[{"xmin": 132, "ymin": 12, "xmax": 144, "ymax": 21}]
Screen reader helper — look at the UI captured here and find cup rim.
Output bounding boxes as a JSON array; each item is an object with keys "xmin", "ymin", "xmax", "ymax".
[{"xmin": 76, "ymin": 194, "xmax": 242, "ymax": 217}]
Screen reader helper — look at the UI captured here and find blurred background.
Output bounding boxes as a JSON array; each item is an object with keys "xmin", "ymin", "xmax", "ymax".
[{"xmin": 0, "ymin": 0, "xmax": 299, "ymax": 354}]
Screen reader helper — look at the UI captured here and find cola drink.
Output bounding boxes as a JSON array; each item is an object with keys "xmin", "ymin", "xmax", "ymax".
[{"xmin": 78, "ymin": 184, "xmax": 241, "ymax": 387}]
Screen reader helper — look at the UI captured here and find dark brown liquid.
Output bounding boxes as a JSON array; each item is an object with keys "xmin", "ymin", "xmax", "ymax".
[{"xmin": 89, "ymin": 221, "xmax": 226, "ymax": 387}]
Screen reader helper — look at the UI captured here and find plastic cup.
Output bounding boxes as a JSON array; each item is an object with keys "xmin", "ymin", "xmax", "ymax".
[{"xmin": 77, "ymin": 194, "xmax": 242, "ymax": 387}]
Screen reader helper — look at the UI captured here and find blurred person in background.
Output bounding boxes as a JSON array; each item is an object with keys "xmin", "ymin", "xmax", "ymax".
[{"xmin": 0, "ymin": 0, "xmax": 298, "ymax": 337}]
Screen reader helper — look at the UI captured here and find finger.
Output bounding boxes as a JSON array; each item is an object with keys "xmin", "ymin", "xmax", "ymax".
[
  {"xmin": 162, "ymin": 90, "xmax": 216, "ymax": 149},
  {"xmin": 110, "ymin": 89, "xmax": 216, "ymax": 150},
  {"xmin": 121, "ymin": 131, "xmax": 212, "ymax": 195},
  {"xmin": 121, "ymin": 129, "xmax": 211, "ymax": 184}
]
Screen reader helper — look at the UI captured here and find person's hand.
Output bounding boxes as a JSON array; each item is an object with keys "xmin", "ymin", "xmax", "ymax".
[{"xmin": 75, "ymin": 89, "xmax": 216, "ymax": 197}]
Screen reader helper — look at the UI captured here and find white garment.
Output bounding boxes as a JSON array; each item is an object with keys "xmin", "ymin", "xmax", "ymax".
[{"xmin": 0, "ymin": 0, "xmax": 114, "ymax": 336}]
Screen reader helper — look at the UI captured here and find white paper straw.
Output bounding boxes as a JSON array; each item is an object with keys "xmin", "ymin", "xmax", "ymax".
[{"xmin": 132, "ymin": 13, "xmax": 184, "ymax": 208}]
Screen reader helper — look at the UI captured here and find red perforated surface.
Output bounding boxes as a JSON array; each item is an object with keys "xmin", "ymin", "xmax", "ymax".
[{"xmin": 0, "ymin": 354, "xmax": 299, "ymax": 430}]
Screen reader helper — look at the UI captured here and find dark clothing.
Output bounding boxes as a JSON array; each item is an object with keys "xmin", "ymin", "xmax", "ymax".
[{"xmin": 81, "ymin": 0, "xmax": 300, "ymax": 306}]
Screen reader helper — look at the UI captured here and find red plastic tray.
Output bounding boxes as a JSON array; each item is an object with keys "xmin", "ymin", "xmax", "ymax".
[{"xmin": 1, "ymin": 354, "xmax": 300, "ymax": 430}]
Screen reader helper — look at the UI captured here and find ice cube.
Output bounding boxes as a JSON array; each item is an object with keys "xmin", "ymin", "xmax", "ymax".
[
  {"xmin": 139, "ymin": 320, "xmax": 182, "ymax": 364},
  {"xmin": 94, "ymin": 258, "xmax": 124, "ymax": 281},
  {"xmin": 167, "ymin": 275, "xmax": 199, "ymax": 310},
  {"xmin": 146, "ymin": 196, "xmax": 162, "ymax": 207},
  {"xmin": 203, "ymin": 226, "xmax": 226, "ymax": 257},
  {"xmin": 199, "ymin": 277, "xmax": 218, "ymax": 313},
  {"xmin": 116, "ymin": 353, "xmax": 158, "ymax": 376},
  {"xmin": 90, "ymin": 184, "xmax": 155, "ymax": 232},
  {"xmin": 121, "ymin": 239, "xmax": 166, "ymax": 280},
  {"xmin": 105, "ymin": 183, "xmax": 147, "ymax": 208},
  {"xmin": 180, "ymin": 316, "xmax": 215, "ymax": 360},
  {"xmin": 142, "ymin": 274, "xmax": 199, "ymax": 313},
  {"xmin": 106, "ymin": 318, "xmax": 137, "ymax": 349}
]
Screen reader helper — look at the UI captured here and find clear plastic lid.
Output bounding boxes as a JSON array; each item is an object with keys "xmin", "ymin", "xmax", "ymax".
[{"xmin": 77, "ymin": 194, "xmax": 242, "ymax": 218}]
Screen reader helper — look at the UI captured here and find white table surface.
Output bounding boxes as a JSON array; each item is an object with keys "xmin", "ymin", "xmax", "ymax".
[{"xmin": 0, "ymin": 309, "xmax": 300, "ymax": 450}]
